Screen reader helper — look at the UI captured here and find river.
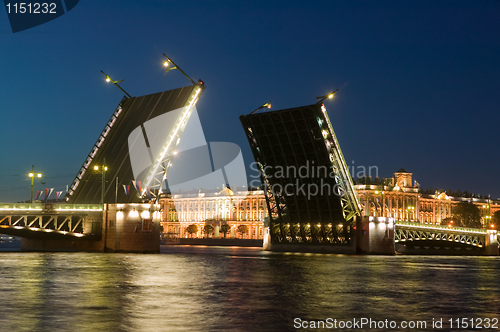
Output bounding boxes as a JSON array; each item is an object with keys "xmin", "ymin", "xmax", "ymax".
[{"xmin": 0, "ymin": 246, "xmax": 499, "ymax": 331}]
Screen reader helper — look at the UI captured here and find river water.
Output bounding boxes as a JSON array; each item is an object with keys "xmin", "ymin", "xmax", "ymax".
[{"xmin": 0, "ymin": 246, "xmax": 499, "ymax": 331}]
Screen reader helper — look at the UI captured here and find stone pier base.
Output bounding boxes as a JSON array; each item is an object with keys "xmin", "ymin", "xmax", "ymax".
[
  {"xmin": 356, "ymin": 216, "xmax": 395, "ymax": 255},
  {"xmin": 21, "ymin": 204, "xmax": 161, "ymax": 253}
]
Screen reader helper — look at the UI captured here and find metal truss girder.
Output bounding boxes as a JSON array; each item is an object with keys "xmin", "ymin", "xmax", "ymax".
[
  {"xmin": 71, "ymin": 217, "xmax": 84, "ymax": 232},
  {"xmin": 395, "ymin": 227, "xmax": 486, "ymax": 248},
  {"xmin": 12, "ymin": 216, "xmax": 25, "ymax": 226},
  {"xmin": 320, "ymin": 105, "xmax": 361, "ymax": 221},
  {"xmin": 0, "ymin": 212, "xmax": 95, "ymax": 235},
  {"xmin": 270, "ymin": 221, "xmax": 351, "ymax": 244},
  {"xmin": 43, "ymin": 216, "xmax": 56, "ymax": 229},
  {"xmin": 57, "ymin": 217, "xmax": 69, "ymax": 230}
]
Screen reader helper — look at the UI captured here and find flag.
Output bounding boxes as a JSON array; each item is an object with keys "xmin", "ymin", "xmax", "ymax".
[
  {"xmin": 414, "ymin": 180, "xmax": 420, "ymax": 188},
  {"xmin": 132, "ymin": 181, "xmax": 142, "ymax": 195},
  {"xmin": 35, "ymin": 190, "xmax": 43, "ymax": 200},
  {"xmin": 123, "ymin": 185, "xmax": 130, "ymax": 197},
  {"xmin": 44, "ymin": 188, "xmax": 54, "ymax": 202},
  {"xmin": 56, "ymin": 191, "xmax": 63, "ymax": 199}
]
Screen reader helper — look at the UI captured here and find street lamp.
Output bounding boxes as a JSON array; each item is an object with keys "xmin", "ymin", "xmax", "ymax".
[
  {"xmin": 94, "ymin": 163, "xmax": 108, "ymax": 207},
  {"xmin": 250, "ymin": 101, "xmax": 272, "ymax": 115},
  {"xmin": 28, "ymin": 165, "xmax": 42, "ymax": 204},
  {"xmin": 485, "ymin": 215, "xmax": 492, "ymax": 228},
  {"xmin": 407, "ymin": 206, "xmax": 415, "ymax": 221},
  {"xmin": 375, "ymin": 188, "xmax": 385, "ymax": 217},
  {"xmin": 316, "ymin": 89, "xmax": 338, "ymax": 104},
  {"xmin": 100, "ymin": 70, "xmax": 132, "ymax": 98},
  {"xmin": 162, "ymin": 53, "xmax": 198, "ymax": 85}
]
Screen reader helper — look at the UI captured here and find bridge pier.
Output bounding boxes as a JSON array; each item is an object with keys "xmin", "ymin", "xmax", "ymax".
[
  {"xmin": 103, "ymin": 204, "xmax": 161, "ymax": 253},
  {"xmin": 19, "ymin": 203, "xmax": 161, "ymax": 253},
  {"xmin": 356, "ymin": 216, "xmax": 395, "ymax": 255},
  {"xmin": 484, "ymin": 230, "xmax": 499, "ymax": 256}
]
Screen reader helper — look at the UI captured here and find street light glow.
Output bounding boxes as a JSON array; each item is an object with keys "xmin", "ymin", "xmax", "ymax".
[
  {"xmin": 163, "ymin": 61, "xmax": 169, "ymax": 67},
  {"xmin": 101, "ymin": 70, "xmax": 132, "ymax": 98},
  {"xmin": 28, "ymin": 166, "xmax": 42, "ymax": 203},
  {"xmin": 250, "ymin": 101, "xmax": 272, "ymax": 115},
  {"xmin": 94, "ymin": 165, "xmax": 99, "ymax": 171},
  {"xmin": 316, "ymin": 89, "xmax": 339, "ymax": 104}
]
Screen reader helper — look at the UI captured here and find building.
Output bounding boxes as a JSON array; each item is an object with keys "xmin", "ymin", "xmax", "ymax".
[
  {"xmin": 160, "ymin": 169, "xmax": 500, "ymax": 239},
  {"xmin": 160, "ymin": 187, "xmax": 266, "ymax": 239},
  {"xmin": 355, "ymin": 168, "xmax": 500, "ymax": 226}
]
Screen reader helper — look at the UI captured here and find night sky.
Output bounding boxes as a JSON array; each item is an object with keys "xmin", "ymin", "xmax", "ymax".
[{"xmin": 1, "ymin": 0, "xmax": 499, "ymax": 202}]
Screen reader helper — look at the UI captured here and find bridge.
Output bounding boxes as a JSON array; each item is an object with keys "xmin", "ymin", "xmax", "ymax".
[
  {"xmin": 240, "ymin": 99, "xmax": 499, "ymax": 256},
  {"xmin": 1, "ymin": 201, "xmax": 497, "ymax": 254},
  {"xmin": 1, "ymin": 63, "xmax": 497, "ymax": 254},
  {"xmin": 394, "ymin": 220, "xmax": 499, "ymax": 255},
  {"xmin": 0, "ymin": 202, "xmax": 162, "ymax": 252},
  {"xmin": 1, "ymin": 62, "xmax": 204, "ymax": 251},
  {"xmin": 0, "ymin": 202, "xmax": 102, "ymax": 240}
]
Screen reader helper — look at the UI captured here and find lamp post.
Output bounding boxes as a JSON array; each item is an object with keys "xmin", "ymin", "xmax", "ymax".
[
  {"xmin": 28, "ymin": 165, "xmax": 42, "ymax": 204},
  {"xmin": 94, "ymin": 162, "xmax": 108, "ymax": 207},
  {"xmin": 162, "ymin": 54, "xmax": 197, "ymax": 85},
  {"xmin": 101, "ymin": 71, "xmax": 132, "ymax": 98},
  {"xmin": 316, "ymin": 89, "xmax": 338, "ymax": 104},
  {"xmin": 485, "ymin": 215, "xmax": 492, "ymax": 228},
  {"xmin": 250, "ymin": 101, "xmax": 272, "ymax": 115},
  {"xmin": 375, "ymin": 189, "xmax": 384, "ymax": 217},
  {"xmin": 486, "ymin": 198, "xmax": 491, "ymax": 228},
  {"xmin": 407, "ymin": 206, "xmax": 415, "ymax": 221}
]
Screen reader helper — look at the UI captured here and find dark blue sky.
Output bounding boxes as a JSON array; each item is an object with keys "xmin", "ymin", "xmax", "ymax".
[{"xmin": 1, "ymin": 0, "xmax": 499, "ymax": 202}]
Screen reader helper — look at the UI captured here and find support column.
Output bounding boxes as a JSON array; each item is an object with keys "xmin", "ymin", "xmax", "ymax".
[
  {"xmin": 484, "ymin": 231, "xmax": 499, "ymax": 256},
  {"xmin": 356, "ymin": 216, "xmax": 395, "ymax": 255}
]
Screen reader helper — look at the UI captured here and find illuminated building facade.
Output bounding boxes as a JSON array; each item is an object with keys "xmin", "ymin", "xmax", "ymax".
[
  {"xmin": 160, "ymin": 169, "xmax": 500, "ymax": 239},
  {"xmin": 356, "ymin": 168, "xmax": 500, "ymax": 226},
  {"xmin": 160, "ymin": 187, "xmax": 266, "ymax": 239}
]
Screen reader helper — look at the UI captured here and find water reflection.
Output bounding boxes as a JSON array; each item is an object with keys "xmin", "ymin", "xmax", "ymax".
[{"xmin": 0, "ymin": 250, "xmax": 499, "ymax": 331}]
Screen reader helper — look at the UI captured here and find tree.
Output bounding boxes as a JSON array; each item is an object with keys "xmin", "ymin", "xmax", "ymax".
[
  {"xmin": 220, "ymin": 224, "xmax": 231, "ymax": 238},
  {"xmin": 186, "ymin": 224, "xmax": 199, "ymax": 238},
  {"xmin": 441, "ymin": 217, "xmax": 462, "ymax": 227},
  {"xmin": 453, "ymin": 202, "xmax": 482, "ymax": 228},
  {"xmin": 237, "ymin": 225, "xmax": 248, "ymax": 238},
  {"xmin": 203, "ymin": 224, "xmax": 214, "ymax": 238}
]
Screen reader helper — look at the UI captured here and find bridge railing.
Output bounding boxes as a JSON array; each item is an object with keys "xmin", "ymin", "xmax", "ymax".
[{"xmin": 0, "ymin": 203, "xmax": 102, "ymax": 212}]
